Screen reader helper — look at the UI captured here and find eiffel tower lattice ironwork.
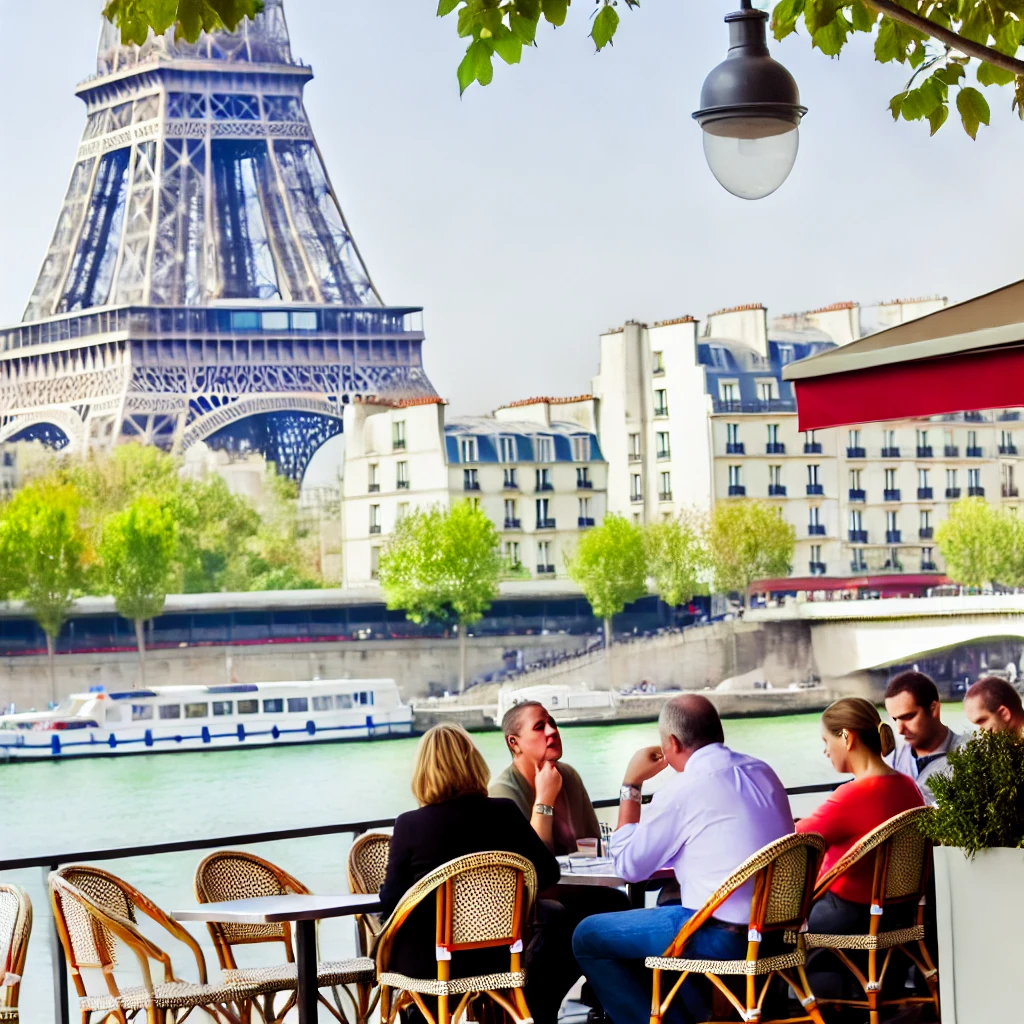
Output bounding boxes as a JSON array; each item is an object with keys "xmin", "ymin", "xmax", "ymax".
[{"xmin": 0, "ymin": 0, "xmax": 437, "ymax": 479}]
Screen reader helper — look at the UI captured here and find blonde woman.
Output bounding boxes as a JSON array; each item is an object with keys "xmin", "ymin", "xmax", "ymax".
[{"xmin": 378, "ymin": 725, "xmax": 560, "ymax": 1019}]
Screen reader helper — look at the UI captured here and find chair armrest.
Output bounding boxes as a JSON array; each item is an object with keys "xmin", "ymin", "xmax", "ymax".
[{"xmin": 131, "ymin": 888, "xmax": 209, "ymax": 984}]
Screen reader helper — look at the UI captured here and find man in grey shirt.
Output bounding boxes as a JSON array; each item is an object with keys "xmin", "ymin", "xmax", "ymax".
[{"xmin": 884, "ymin": 670, "xmax": 962, "ymax": 804}]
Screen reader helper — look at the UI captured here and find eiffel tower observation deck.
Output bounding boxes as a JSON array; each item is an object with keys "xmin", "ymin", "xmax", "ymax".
[{"xmin": 0, "ymin": 0, "xmax": 437, "ymax": 479}]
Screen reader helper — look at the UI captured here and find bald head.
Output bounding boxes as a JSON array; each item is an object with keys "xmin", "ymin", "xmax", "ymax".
[{"xmin": 658, "ymin": 694, "xmax": 724, "ymax": 753}]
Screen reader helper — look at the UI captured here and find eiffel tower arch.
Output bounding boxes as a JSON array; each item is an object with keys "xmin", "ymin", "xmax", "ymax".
[{"xmin": 1, "ymin": 0, "xmax": 437, "ymax": 480}]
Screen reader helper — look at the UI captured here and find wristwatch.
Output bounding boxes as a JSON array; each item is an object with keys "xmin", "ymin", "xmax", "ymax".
[
  {"xmin": 619, "ymin": 783, "xmax": 642, "ymax": 804},
  {"xmin": 533, "ymin": 803, "xmax": 554, "ymax": 817}
]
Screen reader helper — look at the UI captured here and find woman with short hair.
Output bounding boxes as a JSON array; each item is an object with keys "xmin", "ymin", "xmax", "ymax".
[{"xmin": 378, "ymin": 724, "xmax": 562, "ymax": 1021}]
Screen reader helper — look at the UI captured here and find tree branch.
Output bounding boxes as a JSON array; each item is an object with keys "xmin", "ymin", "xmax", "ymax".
[{"xmin": 863, "ymin": 0, "xmax": 1024, "ymax": 76}]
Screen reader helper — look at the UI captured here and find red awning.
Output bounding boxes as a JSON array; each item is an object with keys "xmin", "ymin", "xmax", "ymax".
[{"xmin": 784, "ymin": 278, "xmax": 1024, "ymax": 430}]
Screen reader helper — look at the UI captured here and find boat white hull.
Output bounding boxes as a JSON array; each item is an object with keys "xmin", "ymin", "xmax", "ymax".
[{"xmin": 0, "ymin": 711, "xmax": 413, "ymax": 761}]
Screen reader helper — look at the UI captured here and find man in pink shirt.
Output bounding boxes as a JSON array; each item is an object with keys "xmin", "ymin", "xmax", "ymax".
[{"xmin": 573, "ymin": 694, "xmax": 793, "ymax": 1024}]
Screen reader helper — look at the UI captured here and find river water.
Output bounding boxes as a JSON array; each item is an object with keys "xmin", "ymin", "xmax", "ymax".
[{"xmin": 1, "ymin": 707, "xmax": 970, "ymax": 1022}]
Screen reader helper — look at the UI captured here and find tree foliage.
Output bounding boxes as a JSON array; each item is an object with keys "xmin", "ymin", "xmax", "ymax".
[
  {"xmin": 935, "ymin": 495, "xmax": 1022, "ymax": 588},
  {"xmin": 102, "ymin": 0, "xmax": 261, "ymax": 46},
  {"xmin": 708, "ymin": 499, "xmax": 795, "ymax": 599},
  {"xmin": 565, "ymin": 513, "xmax": 647, "ymax": 627},
  {"xmin": 644, "ymin": 512, "xmax": 708, "ymax": 609}
]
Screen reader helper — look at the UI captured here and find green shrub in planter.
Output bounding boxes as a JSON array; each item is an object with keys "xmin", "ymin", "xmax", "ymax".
[{"xmin": 922, "ymin": 728, "xmax": 1024, "ymax": 856}]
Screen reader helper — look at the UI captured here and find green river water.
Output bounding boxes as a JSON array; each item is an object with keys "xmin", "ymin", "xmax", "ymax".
[{"xmin": 0, "ymin": 708, "xmax": 971, "ymax": 1022}]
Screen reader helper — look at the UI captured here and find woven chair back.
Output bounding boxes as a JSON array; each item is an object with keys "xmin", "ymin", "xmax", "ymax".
[
  {"xmin": 762, "ymin": 837, "xmax": 822, "ymax": 929},
  {"xmin": 447, "ymin": 861, "xmax": 524, "ymax": 948},
  {"xmin": 348, "ymin": 833, "xmax": 391, "ymax": 895},
  {"xmin": 51, "ymin": 868, "xmax": 136, "ymax": 970},
  {"xmin": 194, "ymin": 850, "xmax": 308, "ymax": 948},
  {"xmin": 0, "ymin": 886, "xmax": 31, "ymax": 1009}
]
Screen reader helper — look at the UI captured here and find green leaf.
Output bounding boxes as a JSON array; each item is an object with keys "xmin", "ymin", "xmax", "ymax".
[
  {"xmin": 436, "ymin": 0, "xmax": 461, "ymax": 16},
  {"xmin": 510, "ymin": 11, "xmax": 539, "ymax": 43},
  {"xmin": 889, "ymin": 90, "xmax": 908, "ymax": 121},
  {"xmin": 850, "ymin": 1, "xmax": 876, "ymax": 32},
  {"xmin": 803, "ymin": 0, "xmax": 840, "ymax": 35},
  {"xmin": 542, "ymin": 0, "xmax": 569, "ymax": 27},
  {"xmin": 591, "ymin": 4, "xmax": 619, "ymax": 50},
  {"xmin": 927, "ymin": 102, "xmax": 949, "ymax": 135},
  {"xmin": 957, "ymin": 86, "xmax": 991, "ymax": 139},
  {"xmin": 874, "ymin": 18, "xmax": 901, "ymax": 62},
  {"xmin": 771, "ymin": 0, "xmax": 806, "ymax": 41},
  {"xmin": 492, "ymin": 31, "xmax": 524, "ymax": 64},
  {"xmin": 812, "ymin": 13, "xmax": 851, "ymax": 56},
  {"xmin": 933, "ymin": 63, "xmax": 965, "ymax": 86},
  {"xmin": 977, "ymin": 61, "xmax": 1015, "ymax": 87},
  {"xmin": 457, "ymin": 38, "xmax": 495, "ymax": 94}
]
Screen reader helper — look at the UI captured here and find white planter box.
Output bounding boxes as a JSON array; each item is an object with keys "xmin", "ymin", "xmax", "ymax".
[{"xmin": 933, "ymin": 845, "xmax": 1024, "ymax": 1023}]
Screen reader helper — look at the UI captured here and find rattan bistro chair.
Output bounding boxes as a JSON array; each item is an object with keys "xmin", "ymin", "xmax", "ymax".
[
  {"xmin": 375, "ymin": 851, "xmax": 538, "ymax": 1024},
  {"xmin": 803, "ymin": 806, "xmax": 939, "ymax": 1024},
  {"xmin": 346, "ymin": 833, "xmax": 390, "ymax": 957},
  {"xmin": 49, "ymin": 865, "xmax": 276, "ymax": 1024},
  {"xmin": 645, "ymin": 833, "xmax": 827, "ymax": 1024},
  {"xmin": 193, "ymin": 850, "xmax": 375, "ymax": 1024},
  {"xmin": 1, "ymin": 885, "xmax": 32, "ymax": 1023}
]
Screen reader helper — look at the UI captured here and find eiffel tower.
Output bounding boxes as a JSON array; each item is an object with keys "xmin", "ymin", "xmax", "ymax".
[{"xmin": 0, "ymin": 1, "xmax": 437, "ymax": 479}]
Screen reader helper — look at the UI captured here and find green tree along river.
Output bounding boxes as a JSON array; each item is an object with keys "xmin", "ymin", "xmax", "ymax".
[{"xmin": 2, "ymin": 708, "xmax": 971, "ymax": 1022}]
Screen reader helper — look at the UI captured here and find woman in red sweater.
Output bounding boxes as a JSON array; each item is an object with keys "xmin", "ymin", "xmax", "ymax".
[{"xmin": 796, "ymin": 697, "xmax": 924, "ymax": 936}]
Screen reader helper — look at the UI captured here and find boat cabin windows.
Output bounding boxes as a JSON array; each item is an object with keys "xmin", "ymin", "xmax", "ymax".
[
  {"xmin": 132, "ymin": 704, "xmax": 153, "ymax": 721},
  {"xmin": 212, "ymin": 701, "xmax": 233, "ymax": 716},
  {"xmin": 238, "ymin": 699, "xmax": 258, "ymax": 714},
  {"xmin": 263, "ymin": 699, "xmax": 284, "ymax": 713},
  {"xmin": 336, "ymin": 694, "xmax": 353, "ymax": 709},
  {"xmin": 313, "ymin": 695, "xmax": 333, "ymax": 711},
  {"xmin": 185, "ymin": 703, "xmax": 208, "ymax": 719},
  {"xmin": 287, "ymin": 697, "xmax": 309, "ymax": 713},
  {"xmin": 159, "ymin": 704, "xmax": 181, "ymax": 720},
  {"xmin": 354, "ymin": 691, "xmax": 374, "ymax": 706}
]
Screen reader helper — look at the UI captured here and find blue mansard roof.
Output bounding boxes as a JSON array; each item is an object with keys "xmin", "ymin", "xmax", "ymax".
[{"xmin": 443, "ymin": 417, "xmax": 605, "ymax": 465}]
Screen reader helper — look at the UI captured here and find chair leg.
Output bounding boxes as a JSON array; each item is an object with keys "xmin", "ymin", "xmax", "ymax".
[{"xmin": 649, "ymin": 968, "xmax": 661, "ymax": 1024}]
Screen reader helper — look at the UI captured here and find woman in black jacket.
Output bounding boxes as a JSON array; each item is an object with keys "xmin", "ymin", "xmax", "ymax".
[{"xmin": 378, "ymin": 724, "xmax": 564, "ymax": 1023}]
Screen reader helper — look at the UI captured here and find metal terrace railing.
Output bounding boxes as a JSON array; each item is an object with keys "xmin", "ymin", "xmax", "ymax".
[{"xmin": 0, "ymin": 784, "xmax": 839, "ymax": 1024}]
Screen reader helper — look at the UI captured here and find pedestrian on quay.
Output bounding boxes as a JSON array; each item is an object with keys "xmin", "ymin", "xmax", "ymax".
[
  {"xmin": 883, "ymin": 670, "xmax": 962, "ymax": 804},
  {"xmin": 572, "ymin": 694, "xmax": 794, "ymax": 1024},
  {"xmin": 963, "ymin": 675, "xmax": 1024, "ymax": 734}
]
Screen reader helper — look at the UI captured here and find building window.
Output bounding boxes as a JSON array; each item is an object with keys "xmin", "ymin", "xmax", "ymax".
[
  {"xmin": 393, "ymin": 420, "xmax": 406, "ymax": 450},
  {"xmin": 768, "ymin": 465, "xmax": 782, "ymax": 486},
  {"xmin": 628, "ymin": 433, "xmax": 641, "ymax": 460},
  {"xmin": 757, "ymin": 379, "xmax": 776, "ymax": 402},
  {"xmin": 537, "ymin": 540, "xmax": 552, "ymax": 572},
  {"xmin": 504, "ymin": 467, "xmax": 518, "ymax": 488},
  {"xmin": 368, "ymin": 463, "xmax": 379, "ymax": 492},
  {"xmin": 968, "ymin": 467, "xmax": 982, "ymax": 489},
  {"xmin": 579, "ymin": 496, "xmax": 593, "ymax": 524},
  {"xmin": 804, "ymin": 429, "xmax": 819, "ymax": 450},
  {"xmin": 536, "ymin": 497, "xmax": 552, "ymax": 523},
  {"xmin": 370, "ymin": 546, "xmax": 380, "ymax": 578},
  {"xmin": 918, "ymin": 468, "xmax": 929, "ymax": 488},
  {"xmin": 656, "ymin": 431, "xmax": 671, "ymax": 459},
  {"xmin": 652, "ymin": 350, "xmax": 664, "ymax": 374},
  {"xmin": 576, "ymin": 465, "xmax": 591, "ymax": 488},
  {"xmin": 572, "ymin": 435, "xmax": 591, "ymax": 461},
  {"xmin": 504, "ymin": 498, "xmax": 518, "ymax": 526},
  {"xmin": 946, "ymin": 468, "xmax": 957, "ymax": 487},
  {"xmin": 659, "ymin": 472, "xmax": 672, "ymax": 501},
  {"xmin": 887, "ymin": 510, "xmax": 899, "ymax": 533},
  {"xmin": 922, "ymin": 546, "xmax": 934, "ymax": 565},
  {"xmin": 849, "ymin": 468, "xmax": 862, "ymax": 489},
  {"xmin": 916, "ymin": 428, "xmax": 929, "ymax": 447},
  {"xmin": 808, "ymin": 464, "xmax": 820, "ymax": 485},
  {"xmin": 810, "ymin": 543, "xmax": 822, "ymax": 562},
  {"xmin": 500, "ymin": 435, "xmax": 517, "ymax": 462},
  {"xmin": 729, "ymin": 465, "xmax": 742, "ymax": 486},
  {"xmin": 920, "ymin": 509, "xmax": 931, "ymax": 529},
  {"xmin": 536, "ymin": 467, "xmax": 552, "ymax": 491},
  {"xmin": 460, "ymin": 437, "xmax": 477, "ymax": 463},
  {"xmin": 967, "ymin": 429, "xmax": 981, "ymax": 455},
  {"xmin": 369, "ymin": 504, "xmax": 381, "ymax": 534},
  {"xmin": 1002, "ymin": 463, "xmax": 1017, "ymax": 496},
  {"xmin": 848, "ymin": 429, "xmax": 861, "ymax": 449},
  {"xmin": 849, "ymin": 509, "xmax": 864, "ymax": 531},
  {"xmin": 883, "ymin": 429, "xmax": 897, "ymax": 450},
  {"xmin": 726, "ymin": 423, "xmax": 740, "ymax": 446},
  {"xmin": 1001, "ymin": 430, "xmax": 1017, "ymax": 454},
  {"xmin": 397, "ymin": 502, "xmax": 409, "ymax": 521},
  {"xmin": 767, "ymin": 424, "xmax": 780, "ymax": 445},
  {"xmin": 654, "ymin": 389, "xmax": 669, "ymax": 416},
  {"xmin": 502, "ymin": 540, "xmax": 521, "ymax": 566},
  {"xmin": 535, "ymin": 435, "xmax": 554, "ymax": 462},
  {"xmin": 631, "ymin": 473, "xmax": 643, "ymax": 502},
  {"xmin": 809, "ymin": 506, "xmax": 821, "ymax": 528},
  {"xmin": 885, "ymin": 468, "xmax": 897, "ymax": 490},
  {"xmin": 464, "ymin": 468, "xmax": 479, "ymax": 491},
  {"xmin": 396, "ymin": 461, "xmax": 409, "ymax": 489}
]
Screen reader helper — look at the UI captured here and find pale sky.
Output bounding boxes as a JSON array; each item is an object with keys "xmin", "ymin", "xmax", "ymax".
[{"xmin": 1, "ymin": 0, "xmax": 1022, "ymax": 423}]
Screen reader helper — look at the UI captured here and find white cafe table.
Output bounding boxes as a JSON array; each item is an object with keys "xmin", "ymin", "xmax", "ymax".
[
  {"xmin": 175, "ymin": 893, "xmax": 381, "ymax": 1024},
  {"xmin": 557, "ymin": 857, "xmax": 675, "ymax": 906}
]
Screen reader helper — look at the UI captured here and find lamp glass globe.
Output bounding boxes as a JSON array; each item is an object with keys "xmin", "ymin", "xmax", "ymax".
[{"xmin": 701, "ymin": 120, "xmax": 800, "ymax": 201}]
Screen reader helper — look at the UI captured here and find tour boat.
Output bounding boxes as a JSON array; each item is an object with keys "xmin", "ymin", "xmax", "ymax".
[
  {"xmin": 493, "ymin": 683, "xmax": 618, "ymax": 725},
  {"xmin": 0, "ymin": 679, "xmax": 413, "ymax": 761}
]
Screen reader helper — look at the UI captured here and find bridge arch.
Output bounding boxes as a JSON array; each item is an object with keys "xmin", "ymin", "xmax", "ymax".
[{"xmin": 0, "ymin": 410, "xmax": 85, "ymax": 450}]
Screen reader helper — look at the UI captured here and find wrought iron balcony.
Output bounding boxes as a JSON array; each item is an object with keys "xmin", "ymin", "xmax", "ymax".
[
  {"xmin": 577, "ymin": 479, "xmax": 594, "ymax": 489},
  {"xmin": 921, "ymin": 560, "xmax": 938, "ymax": 571},
  {"xmin": 728, "ymin": 485, "xmax": 746, "ymax": 497},
  {"xmin": 536, "ymin": 482, "xmax": 554, "ymax": 492},
  {"xmin": 369, "ymin": 524, "xmax": 381, "ymax": 535},
  {"xmin": 804, "ymin": 442, "xmax": 823, "ymax": 454},
  {"xmin": 578, "ymin": 517, "xmax": 596, "ymax": 527},
  {"xmin": 808, "ymin": 524, "xmax": 826, "ymax": 536},
  {"xmin": 536, "ymin": 518, "xmax": 556, "ymax": 529},
  {"xmin": 944, "ymin": 445, "xmax": 959, "ymax": 457},
  {"xmin": 656, "ymin": 449, "xmax": 671, "ymax": 461},
  {"xmin": 848, "ymin": 488, "xmax": 866, "ymax": 501},
  {"xmin": 886, "ymin": 530, "xmax": 902, "ymax": 543},
  {"xmin": 917, "ymin": 487, "xmax": 933, "ymax": 500},
  {"xmin": 881, "ymin": 447, "xmax": 900, "ymax": 458},
  {"xmin": 847, "ymin": 447, "xmax": 866, "ymax": 458},
  {"xmin": 809, "ymin": 561, "xmax": 827, "ymax": 575},
  {"xmin": 767, "ymin": 484, "xmax": 786, "ymax": 496},
  {"xmin": 628, "ymin": 453, "xmax": 642, "ymax": 463},
  {"xmin": 916, "ymin": 446, "xmax": 933, "ymax": 458},
  {"xmin": 659, "ymin": 491, "xmax": 674, "ymax": 501},
  {"xmin": 766, "ymin": 443, "xmax": 786, "ymax": 454},
  {"xmin": 654, "ymin": 406, "xmax": 670, "ymax": 418},
  {"xmin": 368, "ymin": 483, "xmax": 380, "ymax": 492},
  {"xmin": 725, "ymin": 442, "xmax": 745, "ymax": 454},
  {"xmin": 919, "ymin": 527, "xmax": 934, "ymax": 540},
  {"xmin": 965, "ymin": 411, "xmax": 985, "ymax": 421},
  {"xmin": 945, "ymin": 487, "xmax": 961, "ymax": 498},
  {"xmin": 1000, "ymin": 445, "xmax": 1019, "ymax": 455},
  {"xmin": 503, "ymin": 480, "xmax": 519, "ymax": 490},
  {"xmin": 883, "ymin": 489, "xmax": 901, "ymax": 502},
  {"xmin": 1000, "ymin": 411, "xmax": 1022, "ymax": 421},
  {"xmin": 713, "ymin": 398, "xmax": 796, "ymax": 414},
  {"xmin": 806, "ymin": 483, "xmax": 824, "ymax": 495},
  {"xmin": 392, "ymin": 439, "xmax": 406, "ymax": 450},
  {"xmin": 653, "ymin": 366, "xmax": 665, "ymax": 376},
  {"xmin": 968, "ymin": 485, "xmax": 985, "ymax": 496},
  {"xmin": 536, "ymin": 564, "xmax": 556, "ymax": 575},
  {"xmin": 397, "ymin": 480, "xmax": 410, "ymax": 490},
  {"xmin": 464, "ymin": 481, "xmax": 481, "ymax": 491},
  {"xmin": 848, "ymin": 529, "xmax": 868, "ymax": 543},
  {"xmin": 1003, "ymin": 485, "xmax": 1020, "ymax": 498},
  {"xmin": 631, "ymin": 493, "xmax": 643, "ymax": 503},
  {"xmin": 850, "ymin": 559, "xmax": 868, "ymax": 573},
  {"xmin": 967, "ymin": 446, "xmax": 984, "ymax": 457},
  {"xmin": 504, "ymin": 518, "xmax": 521, "ymax": 529}
]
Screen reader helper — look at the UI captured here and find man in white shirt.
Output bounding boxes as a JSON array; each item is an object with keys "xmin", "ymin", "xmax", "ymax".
[{"xmin": 572, "ymin": 694, "xmax": 793, "ymax": 1024}]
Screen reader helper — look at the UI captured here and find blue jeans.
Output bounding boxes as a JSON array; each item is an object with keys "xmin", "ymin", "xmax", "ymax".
[{"xmin": 573, "ymin": 906, "xmax": 746, "ymax": 1024}]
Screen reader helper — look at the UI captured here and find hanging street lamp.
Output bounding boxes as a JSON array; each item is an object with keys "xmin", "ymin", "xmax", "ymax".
[{"xmin": 693, "ymin": 0, "xmax": 807, "ymax": 200}]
